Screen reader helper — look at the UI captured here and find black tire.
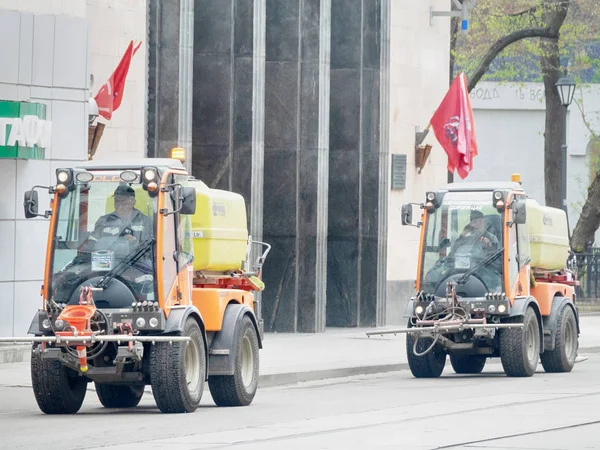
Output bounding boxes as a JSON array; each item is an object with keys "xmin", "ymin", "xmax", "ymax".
[
  {"xmin": 149, "ymin": 317, "xmax": 206, "ymax": 413},
  {"xmin": 31, "ymin": 345, "xmax": 88, "ymax": 414},
  {"xmin": 541, "ymin": 305, "xmax": 578, "ymax": 373},
  {"xmin": 96, "ymin": 384, "xmax": 144, "ymax": 408},
  {"xmin": 500, "ymin": 306, "xmax": 540, "ymax": 377},
  {"xmin": 406, "ymin": 322, "xmax": 446, "ymax": 378},
  {"xmin": 209, "ymin": 315, "xmax": 260, "ymax": 407},
  {"xmin": 449, "ymin": 354, "xmax": 487, "ymax": 374}
]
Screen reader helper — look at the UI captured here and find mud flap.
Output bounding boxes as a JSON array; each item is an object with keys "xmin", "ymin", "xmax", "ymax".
[{"xmin": 208, "ymin": 304, "xmax": 262, "ymax": 377}]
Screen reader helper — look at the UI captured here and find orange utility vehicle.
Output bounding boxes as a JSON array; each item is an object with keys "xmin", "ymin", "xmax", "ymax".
[
  {"xmin": 1, "ymin": 151, "xmax": 270, "ymax": 414},
  {"xmin": 368, "ymin": 175, "xmax": 580, "ymax": 378}
]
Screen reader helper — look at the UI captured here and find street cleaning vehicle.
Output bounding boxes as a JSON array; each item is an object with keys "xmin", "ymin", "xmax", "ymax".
[
  {"xmin": 368, "ymin": 174, "xmax": 579, "ymax": 378},
  {"xmin": 0, "ymin": 149, "xmax": 270, "ymax": 414}
]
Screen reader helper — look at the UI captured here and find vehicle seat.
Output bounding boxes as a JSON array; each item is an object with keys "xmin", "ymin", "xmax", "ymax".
[{"xmin": 484, "ymin": 214, "xmax": 502, "ymax": 243}]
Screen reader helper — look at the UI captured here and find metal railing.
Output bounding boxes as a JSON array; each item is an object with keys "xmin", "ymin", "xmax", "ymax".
[{"xmin": 573, "ymin": 248, "xmax": 600, "ymax": 301}]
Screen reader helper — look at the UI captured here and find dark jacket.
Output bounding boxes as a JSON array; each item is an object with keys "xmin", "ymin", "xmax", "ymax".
[{"xmin": 90, "ymin": 209, "xmax": 152, "ymax": 242}]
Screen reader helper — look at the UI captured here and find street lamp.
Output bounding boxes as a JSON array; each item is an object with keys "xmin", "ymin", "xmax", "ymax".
[{"xmin": 555, "ymin": 74, "xmax": 576, "ymax": 217}]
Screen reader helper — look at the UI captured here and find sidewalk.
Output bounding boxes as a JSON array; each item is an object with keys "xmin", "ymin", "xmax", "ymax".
[{"xmin": 2, "ymin": 315, "xmax": 600, "ymax": 387}]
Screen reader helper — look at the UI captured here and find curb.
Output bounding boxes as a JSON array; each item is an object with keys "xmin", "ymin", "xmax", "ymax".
[
  {"xmin": 0, "ymin": 345, "xmax": 30, "ymax": 365},
  {"xmin": 258, "ymin": 363, "xmax": 410, "ymax": 388}
]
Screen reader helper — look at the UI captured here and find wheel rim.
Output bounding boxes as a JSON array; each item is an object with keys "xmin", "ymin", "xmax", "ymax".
[
  {"xmin": 240, "ymin": 334, "xmax": 254, "ymax": 388},
  {"xmin": 564, "ymin": 318, "xmax": 576, "ymax": 362},
  {"xmin": 185, "ymin": 337, "xmax": 201, "ymax": 393},
  {"xmin": 526, "ymin": 317, "xmax": 538, "ymax": 364}
]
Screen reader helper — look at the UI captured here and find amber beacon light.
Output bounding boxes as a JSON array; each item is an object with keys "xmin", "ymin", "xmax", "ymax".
[{"xmin": 171, "ymin": 147, "xmax": 186, "ymax": 162}]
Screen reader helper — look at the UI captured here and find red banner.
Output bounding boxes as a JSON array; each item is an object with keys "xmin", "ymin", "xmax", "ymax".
[
  {"xmin": 430, "ymin": 73, "xmax": 478, "ymax": 179},
  {"xmin": 94, "ymin": 40, "xmax": 142, "ymax": 121}
]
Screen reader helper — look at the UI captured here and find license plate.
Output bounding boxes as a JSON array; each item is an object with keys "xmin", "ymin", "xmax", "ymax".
[{"xmin": 455, "ymin": 256, "xmax": 470, "ymax": 269}]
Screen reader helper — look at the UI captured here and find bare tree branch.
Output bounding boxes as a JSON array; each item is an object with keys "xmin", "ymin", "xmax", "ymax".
[{"xmin": 466, "ymin": 27, "xmax": 557, "ymax": 92}]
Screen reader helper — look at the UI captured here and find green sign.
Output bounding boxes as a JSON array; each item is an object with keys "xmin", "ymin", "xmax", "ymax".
[{"xmin": 0, "ymin": 100, "xmax": 51, "ymax": 160}]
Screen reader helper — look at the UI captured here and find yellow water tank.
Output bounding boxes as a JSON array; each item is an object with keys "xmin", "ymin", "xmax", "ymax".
[
  {"xmin": 190, "ymin": 180, "xmax": 249, "ymax": 272},
  {"xmin": 525, "ymin": 199, "xmax": 569, "ymax": 271}
]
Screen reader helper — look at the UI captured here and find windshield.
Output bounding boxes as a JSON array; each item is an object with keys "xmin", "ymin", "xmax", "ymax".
[
  {"xmin": 49, "ymin": 174, "xmax": 158, "ymax": 307},
  {"xmin": 420, "ymin": 191, "xmax": 504, "ymax": 297}
]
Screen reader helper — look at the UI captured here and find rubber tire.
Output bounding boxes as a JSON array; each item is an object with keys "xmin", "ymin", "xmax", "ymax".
[
  {"xmin": 96, "ymin": 384, "xmax": 144, "ymax": 408},
  {"xmin": 449, "ymin": 354, "xmax": 487, "ymax": 374},
  {"xmin": 209, "ymin": 315, "xmax": 260, "ymax": 407},
  {"xmin": 149, "ymin": 317, "xmax": 206, "ymax": 413},
  {"xmin": 31, "ymin": 345, "xmax": 88, "ymax": 414},
  {"xmin": 500, "ymin": 306, "xmax": 540, "ymax": 377},
  {"xmin": 406, "ymin": 322, "xmax": 446, "ymax": 378},
  {"xmin": 540, "ymin": 305, "xmax": 578, "ymax": 373}
]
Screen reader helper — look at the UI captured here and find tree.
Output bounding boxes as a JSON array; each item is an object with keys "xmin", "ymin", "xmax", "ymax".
[{"xmin": 451, "ymin": 0, "xmax": 600, "ymax": 250}]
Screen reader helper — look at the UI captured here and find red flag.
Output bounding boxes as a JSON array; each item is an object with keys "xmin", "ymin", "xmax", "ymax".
[
  {"xmin": 429, "ymin": 73, "xmax": 478, "ymax": 179},
  {"xmin": 94, "ymin": 40, "xmax": 142, "ymax": 120}
]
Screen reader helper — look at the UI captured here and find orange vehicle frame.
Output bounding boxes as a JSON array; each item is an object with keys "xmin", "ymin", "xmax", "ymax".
[
  {"xmin": 414, "ymin": 190, "xmax": 574, "ymax": 316},
  {"xmin": 41, "ymin": 167, "xmax": 254, "ymax": 333}
]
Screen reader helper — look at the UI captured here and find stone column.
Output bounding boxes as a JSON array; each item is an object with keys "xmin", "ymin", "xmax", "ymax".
[
  {"xmin": 260, "ymin": 0, "xmax": 330, "ymax": 333},
  {"xmin": 147, "ymin": 0, "xmax": 195, "ymax": 167},
  {"xmin": 327, "ymin": 0, "xmax": 382, "ymax": 327},
  {"xmin": 147, "ymin": 0, "xmax": 181, "ymax": 158}
]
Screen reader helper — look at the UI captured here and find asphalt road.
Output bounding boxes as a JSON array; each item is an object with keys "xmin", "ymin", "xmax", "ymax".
[{"xmin": 1, "ymin": 355, "xmax": 599, "ymax": 450}]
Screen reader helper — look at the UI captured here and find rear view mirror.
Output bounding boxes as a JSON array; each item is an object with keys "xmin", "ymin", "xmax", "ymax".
[
  {"xmin": 401, "ymin": 204, "xmax": 413, "ymax": 226},
  {"xmin": 513, "ymin": 201, "xmax": 527, "ymax": 224},
  {"xmin": 180, "ymin": 187, "xmax": 196, "ymax": 215},
  {"xmin": 24, "ymin": 190, "xmax": 39, "ymax": 219}
]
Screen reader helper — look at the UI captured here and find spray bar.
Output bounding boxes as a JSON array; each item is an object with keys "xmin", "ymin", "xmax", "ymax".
[
  {"xmin": 366, "ymin": 322, "xmax": 524, "ymax": 337},
  {"xmin": 0, "ymin": 335, "xmax": 191, "ymax": 344}
]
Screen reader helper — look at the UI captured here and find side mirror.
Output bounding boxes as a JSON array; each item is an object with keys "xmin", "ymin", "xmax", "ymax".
[
  {"xmin": 513, "ymin": 201, "xmax": 527, "ymax": 224},
  {"xmin": 24, "ymin": 190, "xmax": 39, "ymax": 219},
  {"xmin": 180, "ymin": 187, "xmax": 196, "ymax": 215},
  {"xmin": 401, "ymin": 204, "xmax": 413, "ymax": 226}
]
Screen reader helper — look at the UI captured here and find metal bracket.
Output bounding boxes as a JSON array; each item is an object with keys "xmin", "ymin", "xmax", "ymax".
[{"xmin": 430, "ymin": 0, "xmax": 477, "ymax": 33}]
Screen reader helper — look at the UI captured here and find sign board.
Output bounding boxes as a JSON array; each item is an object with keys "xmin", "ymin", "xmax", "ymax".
[
  {"xmin": 391, "ymin": 154, "xmax": 407, "ymax": 190},
  {"xmin": 0, "ymin": 100, "xmax": 52, "ymax": 160}
]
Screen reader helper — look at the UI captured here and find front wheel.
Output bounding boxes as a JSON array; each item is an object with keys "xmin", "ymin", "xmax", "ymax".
[
  {"xmin": 209, "ymin": 315, "xmax": 260, "ymax": 406},
  {"xmin": 406, "ymin": 322, "xmax": 446, "ymax": 378},
  {"xmin": 500, "ymin": 306, "xmax": 540, "ymax": 377},
  {"xmin": 31, "ymin": 345, "xmax": 88, "ymax": 414},
  {"xmin": 540, "ymin": 305, "xmax": 578, "ymax": 373},
  {"xmin": 149, "ymin": 317, "xmax": 206, "ymax": 413}
]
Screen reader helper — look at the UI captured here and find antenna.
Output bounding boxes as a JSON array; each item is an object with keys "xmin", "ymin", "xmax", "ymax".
[{"xmin": 430, "ymin": 0, "xmax": 477, "ymax": 35}]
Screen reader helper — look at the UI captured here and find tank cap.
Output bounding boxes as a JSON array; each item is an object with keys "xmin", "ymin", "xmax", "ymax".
[{"xmin": 511, "ymin": 173, "xmax": 522, "ymax": 183}]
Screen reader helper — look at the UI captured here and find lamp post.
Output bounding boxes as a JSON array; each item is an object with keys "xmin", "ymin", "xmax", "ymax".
[{"xmin": 555, "ymin": 74, "xmax": 576, "ymax": 217}]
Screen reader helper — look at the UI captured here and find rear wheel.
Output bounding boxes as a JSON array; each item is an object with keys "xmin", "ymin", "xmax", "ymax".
[
  {"xmin": 500, "ymin": 306, "xmax": 540, "ymax": 377},
  {"xmin": 149, "ymin": 317, "xmax": 206, "ymax": 413},
  {"xmin": 406, "ymin": 322, "xmax": 446, "ymax": 378},
  {"xmin": 209, "ymin": 315, "xmax": 260, "ymax": 406},
  {"xmin": 31, "ymin": 345, "xmax": 88, "ymax": 414},
  {"xmin": 541, "ymin": 305, "xmax": 578, "ymax": 373},
  {"xmin": 449, "ymin": 354, "xmax": 487, "ymax": 374},
  {"xmin": 96, "ymin": 384, "xmax": 144, "ymax": 408}
]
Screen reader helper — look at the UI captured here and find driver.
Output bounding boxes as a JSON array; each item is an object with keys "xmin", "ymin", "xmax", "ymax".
[
  {"xmin": 452, "ymin": 210, "xmax": 498, "ymax": 252},
  {"xmin": 89, "ymin": 184, "xmax": 152, "ymax": 245}
]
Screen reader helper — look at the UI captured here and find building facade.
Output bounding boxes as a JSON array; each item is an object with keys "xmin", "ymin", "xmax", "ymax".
[
  {"xmin": 148, "ymin": 0, "xmax": 452, "ymax": 332},
  {"xmin": 0, "ymin": 0, "xmax": 453, "ymax": 337},
  {"xmin": 0, "ymin": 2, "xmax": 90, "ymax": 337}
]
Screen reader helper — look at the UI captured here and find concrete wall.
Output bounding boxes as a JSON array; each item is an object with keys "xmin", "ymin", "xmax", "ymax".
[
  {"xmin": 86, "ymin": 0, "xmax": 147, "ymax": 160},
  {"xmin": 385, "ymin": 0, "xmax": 452, "ymax": 325},
  {"xmin": 0, "ymin": 7, "xmax": 89, "ymax": 337}
]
